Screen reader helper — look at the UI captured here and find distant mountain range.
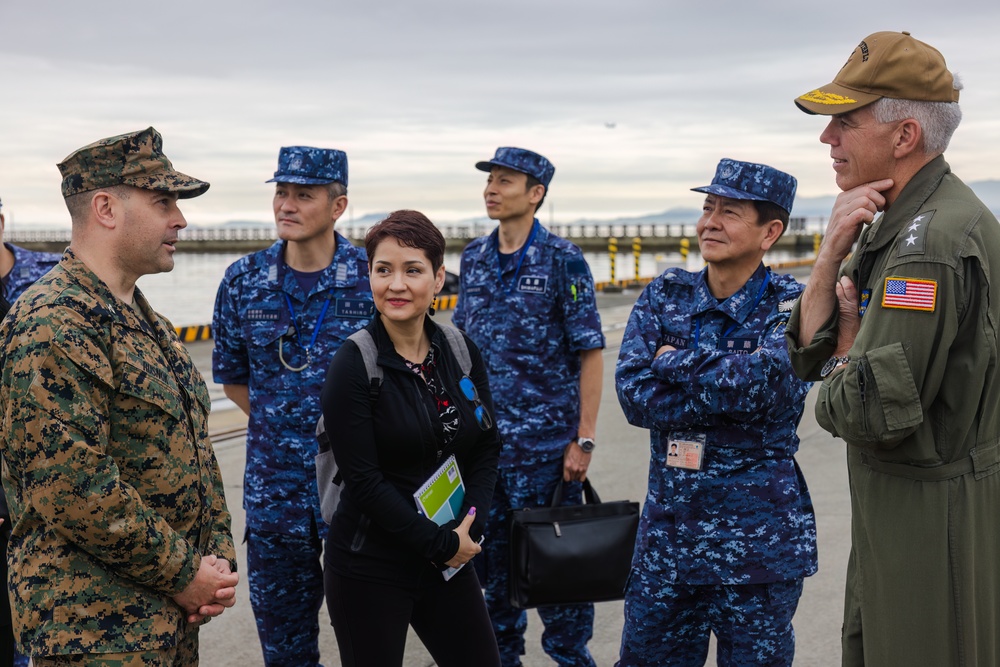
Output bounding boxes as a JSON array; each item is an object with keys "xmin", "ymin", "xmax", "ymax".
[{"xmin": 218, "ymin": 179, "xmax": 1000, "ymax": 229}]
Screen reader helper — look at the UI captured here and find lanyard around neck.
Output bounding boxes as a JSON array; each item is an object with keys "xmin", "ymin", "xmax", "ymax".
[
  {"xmin": 497, "ymin": 220, "xmax": 539, "ymax": 294},
  {"xmin": 693, "ymin": 272, "xmax": 771, "ymax": 347},
  {"xmin": 280, "ymin": 293, "xmax": 331, "ymax": 371}
]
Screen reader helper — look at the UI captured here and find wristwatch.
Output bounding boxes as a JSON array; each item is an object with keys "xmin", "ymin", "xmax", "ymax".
[
  {"xmin": 577, "ymin": 437, "xmax": 596, "ymax": 453},
  {"xmin": 820, "ymin": 355, "xmax": 850, "ymax": 378}
]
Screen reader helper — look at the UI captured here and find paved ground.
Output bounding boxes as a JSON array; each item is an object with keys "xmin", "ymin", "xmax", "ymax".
[{"xmin": 194, "ymin": 280, "xmax": 849, "ymax": 666}]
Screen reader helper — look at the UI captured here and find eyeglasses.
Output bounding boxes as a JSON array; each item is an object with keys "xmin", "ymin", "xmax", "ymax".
[{"xmin": 458, "ymin": 375, "xmax": 493, "ymax": 431}]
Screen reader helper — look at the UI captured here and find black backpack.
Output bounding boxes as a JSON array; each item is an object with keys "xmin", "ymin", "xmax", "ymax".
[{"xmin": 315, "ymin": 325, "xmax": 472, "ymax": 524}]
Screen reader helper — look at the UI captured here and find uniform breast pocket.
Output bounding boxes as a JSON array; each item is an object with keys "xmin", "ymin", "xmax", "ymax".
[
  {"xmin": 117, "ymin": 360, "xmax": 186, "ymax": 425},
  {"xmin": 112, "ymin": 361, "xmax": 189, "ymax": 485},
  {"xmin": 505, "ymin": 297, "xmax": 557, "ymax": 353},
  {"xmin": 461, "ymin": 287, "xmax": 492, "ymax": 325},
  {"xmin": 246, "ymin": 318, "xmax": 290, "ymax": 349}
]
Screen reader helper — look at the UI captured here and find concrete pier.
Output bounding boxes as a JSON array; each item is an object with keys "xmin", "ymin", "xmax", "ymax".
[{"xmin": 192, "ymin": 283, "xmax": 848, "ymax": 666}]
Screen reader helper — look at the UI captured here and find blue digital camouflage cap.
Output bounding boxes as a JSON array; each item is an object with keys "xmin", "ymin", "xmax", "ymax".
[
  {"xmin": 476, "ymin": 147, "xmax": 555, "ymax": 188},
  {"xmin": 267, "ymin": 146, "xmax": 348, "ymax": 186},
  {"xmin": 691, "ymin": 158, "xmax": 797, "ymax": 214}
]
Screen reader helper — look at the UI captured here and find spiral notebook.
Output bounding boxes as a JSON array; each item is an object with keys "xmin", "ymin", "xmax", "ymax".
[
  {"xmin": 413, "ymin": 454, "xmax": 465, "ymax": 526},
  {"xmin": 414, "ymin": 454, "xmax": 477, "ymax": 581}
]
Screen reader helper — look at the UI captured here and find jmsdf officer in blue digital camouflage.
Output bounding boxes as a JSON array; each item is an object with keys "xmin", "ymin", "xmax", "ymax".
[
  {"xmin": 453, "ymin": 148, "xmax": 605, "ymax": 667},
  {"xmin": 212, "ymin": 146, "xmax": 373, "ymax": 666},
  {"xmin": 1, "ymin": 194, "xmax": 61, "ymax": 667},
  {"xmin": 615, "ymin": 159, "xmax": 817, "ymax": 666},
  {"xmin": 0, "ymin": 196, "xmax": 61, "ymax": 305}
]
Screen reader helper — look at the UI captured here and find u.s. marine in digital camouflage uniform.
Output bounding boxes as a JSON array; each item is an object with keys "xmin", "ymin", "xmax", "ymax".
[
  {"xmin": 212, "ymin": 146, "xmax": 372, "ymax": 667},
  {"xmin": 0, "ymin": 128, "xmax": 237, "ymax": 667},
  {"xmin": 615, "ymin": 159, "xmax": 816, "ymax": 667}
]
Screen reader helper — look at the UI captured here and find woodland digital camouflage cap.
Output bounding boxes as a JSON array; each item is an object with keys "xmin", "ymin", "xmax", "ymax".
[
  {"xmin": 58, "ymin": 127, "xmax": 209, "ymax": 199},
  {"xmin": 476, "ymin": 147, "xmax": 555, "ymax": 188},
  {"xmin": 691, "ymin": 158, "xmax": 797, "ymax": 214},
  {"xmin": 796, "ymin": 31, "xmax": 960, "ymax": 115}
]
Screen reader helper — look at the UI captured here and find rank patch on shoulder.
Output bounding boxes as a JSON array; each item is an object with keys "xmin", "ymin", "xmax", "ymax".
[
  {"xmin": 882, "ymin": 277, "xmax": 936, "ymax": 312},
  {"xmin": 778, "ymin": 299, "xmax": 796, "ymax": 313},
  {"xmin": 518, "ymin": 275, "xmax": 547, "ymax": 294},
  {"xmin": 897, "ymin": 210, "xmax": 934, "ymax": 258}
]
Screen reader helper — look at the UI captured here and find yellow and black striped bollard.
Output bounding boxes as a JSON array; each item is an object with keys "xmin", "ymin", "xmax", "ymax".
[{"xmin": 632, "ymin": 237, "xmax": 642, "ymax": 285}]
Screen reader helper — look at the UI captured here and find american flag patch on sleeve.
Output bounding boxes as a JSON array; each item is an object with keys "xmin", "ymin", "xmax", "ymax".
[{"xmin": 881, "ymin": 277, "xmax": 937, "ymax": 312}]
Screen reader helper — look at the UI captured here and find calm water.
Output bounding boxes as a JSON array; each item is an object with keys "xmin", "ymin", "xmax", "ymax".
[{"xmin": 138, "ymin": 249, "xmax": 803, "ymax": 327}]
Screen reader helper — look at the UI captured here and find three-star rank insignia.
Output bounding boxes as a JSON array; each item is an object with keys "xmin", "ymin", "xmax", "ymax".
[{"xmin": 898, "ymin": 210, "xmax": 935, "ymax": 257}]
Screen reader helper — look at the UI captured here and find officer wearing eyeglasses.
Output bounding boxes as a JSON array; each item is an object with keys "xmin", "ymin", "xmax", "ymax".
[{"xmin": 212, "ymin": 147, "xmax": 373, "ymax": 667}]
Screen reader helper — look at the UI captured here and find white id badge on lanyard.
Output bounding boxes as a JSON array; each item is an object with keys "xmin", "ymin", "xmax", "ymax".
[{"xmin": 667, "ymin": 432, "xmax": 706, "ymax": 471}]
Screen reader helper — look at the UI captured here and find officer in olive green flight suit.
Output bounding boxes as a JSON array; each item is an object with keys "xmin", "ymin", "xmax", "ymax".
[{"xmin": 786, "ymin": 32, "xmax": 1000, "ymax": 667}]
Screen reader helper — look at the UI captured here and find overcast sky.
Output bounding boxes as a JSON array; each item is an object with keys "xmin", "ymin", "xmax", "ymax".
[{"xmin": 2, "ymin": 0, "xmax": 997, "ymax": 228}]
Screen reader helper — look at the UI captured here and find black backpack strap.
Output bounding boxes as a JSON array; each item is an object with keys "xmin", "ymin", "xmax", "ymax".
[{"xmin": 439, "ymin": 325, "xmax": 472, "ymax": 376}]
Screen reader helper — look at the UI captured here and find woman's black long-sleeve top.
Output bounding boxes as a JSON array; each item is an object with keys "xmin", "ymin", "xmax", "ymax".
[{"xmin": 320, "ymin": 314, "xmax": 501, "ymax": 587}]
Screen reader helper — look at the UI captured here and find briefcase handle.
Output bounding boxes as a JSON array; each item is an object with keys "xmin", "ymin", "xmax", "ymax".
[{"xmin": 549, "ymin": 478, "xmax": 602, "ymax": 507}]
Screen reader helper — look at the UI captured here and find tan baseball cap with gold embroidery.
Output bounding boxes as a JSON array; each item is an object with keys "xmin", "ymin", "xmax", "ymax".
[{"xmin": 796, "ymin": 31, "xmax": 959, "ymax": 115}]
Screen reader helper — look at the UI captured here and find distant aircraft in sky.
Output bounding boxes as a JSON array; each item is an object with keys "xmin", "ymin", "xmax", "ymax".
[{"xmin": 605, "ymin": 122, "xmax": 617, "ymax": 129}]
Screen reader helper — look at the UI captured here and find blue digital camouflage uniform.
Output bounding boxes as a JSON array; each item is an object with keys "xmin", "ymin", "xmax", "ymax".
[
  {"xmin": 1, "ymin": 242, "xmax": 60, "ymax": 667},
  {"xmin": 0, "ymin": 250, "xmax": 236, "ymax": 663},
  {"xmin": 614, "ymin": 263, "xmax": 817, "ymax": 666},
  {"xmin": 1, "ymin": 243, "xmax": 61, "ymax": 302},
  {"xmin": 212, "ymin": 234, "xmax": 372, "ymax": 666},
  {"xmin": 453, "ymin": 220, "xmax": 605, "ymax": 667}
]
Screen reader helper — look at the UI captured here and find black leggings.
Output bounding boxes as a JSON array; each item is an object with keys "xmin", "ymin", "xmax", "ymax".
[{"xmin": 326, "ymin": 565, "xmax": 501, "ymax": 667}]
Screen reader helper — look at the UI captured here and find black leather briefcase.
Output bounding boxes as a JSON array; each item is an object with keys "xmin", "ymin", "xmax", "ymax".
[{"xmin": 508, "ymin": 478, "xmax": 639, "ymax": 609}]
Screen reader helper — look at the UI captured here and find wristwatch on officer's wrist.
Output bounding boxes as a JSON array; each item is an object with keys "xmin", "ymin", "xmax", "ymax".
[
  {"xmin": 820, "ymin": 355, "xmax": 850, "ymax": 378},
  {"xmin": 577, "ymin": 437, "xmax": 596, "ymax": 453}
]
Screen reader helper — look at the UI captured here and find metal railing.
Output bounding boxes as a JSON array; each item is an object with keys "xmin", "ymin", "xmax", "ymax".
[{"xmin": 7, "ymin": 216, "xmax": 823, "ymax": 245}]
